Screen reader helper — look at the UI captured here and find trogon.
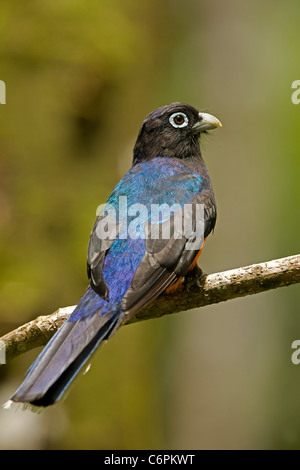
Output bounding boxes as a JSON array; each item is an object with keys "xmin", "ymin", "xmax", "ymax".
[{"xmin": 11, "ymin": 102, "xmax": 221, "ymax": 406}]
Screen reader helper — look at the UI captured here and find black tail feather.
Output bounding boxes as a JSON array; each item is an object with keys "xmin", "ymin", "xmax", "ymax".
[{"xmin": 12, "ymin": 310, "xmax": 122, "ymax": 406}]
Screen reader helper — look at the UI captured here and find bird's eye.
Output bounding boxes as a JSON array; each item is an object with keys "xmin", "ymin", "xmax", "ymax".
[{"xmin": 169, "ymin": 112, "xmax": 189, "ymax": 128}]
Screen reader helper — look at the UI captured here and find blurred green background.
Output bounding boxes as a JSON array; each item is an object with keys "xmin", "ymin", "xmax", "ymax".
[{"xmin": 0, "ymin": 0, "xmax": 299, "ymax": 450}]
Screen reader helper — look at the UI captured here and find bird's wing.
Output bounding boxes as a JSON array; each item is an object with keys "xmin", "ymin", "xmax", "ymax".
[
  {"xmin": 87, "ymin": 208, "xmax": 121, "ymax": 299},
  {"xmin": 121, "ymin": 189, "xmax": 216, "ymax": 317}
]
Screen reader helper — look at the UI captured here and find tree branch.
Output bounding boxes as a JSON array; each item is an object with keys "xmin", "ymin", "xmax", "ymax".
[{"xmin": 1, "ymin": 254, "xmax": 299, "ymax": 363}]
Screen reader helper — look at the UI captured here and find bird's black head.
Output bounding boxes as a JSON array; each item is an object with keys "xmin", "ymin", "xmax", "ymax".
[{"xmin": 133, "ymin": 102, "xmax": 221, "ymax": 165}]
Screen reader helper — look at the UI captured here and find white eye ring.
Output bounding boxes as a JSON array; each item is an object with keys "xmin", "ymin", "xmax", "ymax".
[{"xmin": 169, "ymin": 112, "xmax": 189, "ymax": 128}]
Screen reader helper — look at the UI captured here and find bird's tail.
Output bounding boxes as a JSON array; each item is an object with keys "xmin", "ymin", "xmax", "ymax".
[{"xmin": 11, "ymin": 287, "xmax": 123, "ymax": 407}]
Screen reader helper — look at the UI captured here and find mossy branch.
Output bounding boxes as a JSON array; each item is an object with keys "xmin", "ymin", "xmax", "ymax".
[{"xmin": 1, "ymin": 254, "xmax": 299, "ymax": 363}]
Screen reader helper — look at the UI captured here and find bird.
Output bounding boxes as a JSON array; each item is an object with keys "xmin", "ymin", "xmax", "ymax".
[{"xmin": 10, "ymin": 102, "xmax": 222, "ymax": 407}]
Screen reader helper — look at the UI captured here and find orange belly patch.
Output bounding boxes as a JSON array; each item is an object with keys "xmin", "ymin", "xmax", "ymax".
[{"xmin": 165, "ymin": 276, "xmax": 184, "ymax": 294}]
